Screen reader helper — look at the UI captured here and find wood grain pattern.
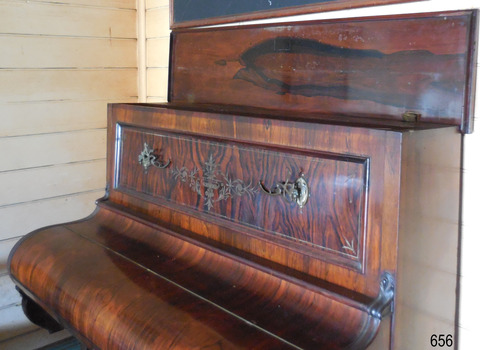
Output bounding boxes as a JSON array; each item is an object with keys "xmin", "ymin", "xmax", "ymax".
[
  {"xmin": 8, "ymin": 103, "xmax": 463, "ymax": 349},
  {"xmin": 170, "ymin": 11, "xmax": 477, "ymax": 132},
  {"xmin": 116, "ymin": 125, "xmax": 368, "ymax": 270},
  {"xmin": 9, "ymin": 207, "xmax": 381, "ymax": 350},
  {"xmin": 107, "ymin": 103, "xmax": 403, "ymax": 297}
]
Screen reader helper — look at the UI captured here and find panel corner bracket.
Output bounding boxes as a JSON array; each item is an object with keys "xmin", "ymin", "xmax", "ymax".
[{"xmin": 369, "ymin": 272, "xmax": 395, "ymax": 319}]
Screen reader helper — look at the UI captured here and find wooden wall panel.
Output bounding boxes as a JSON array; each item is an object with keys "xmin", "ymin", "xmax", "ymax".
[
  {"xmin": 0, "ymin": 0, "xmax": 137, "ymax": 345},
  {"xmin": 146, "ymin": 0, "xmax": 169, "ymax": 9},
  {"xmin": 0, "ymin": 130, "xmax": 106, "ymax": 172},
  {"xmin": 460, "ymin": 129, "xmax": 480, "ymax": 345},
  {"xmin": 394, "ymin": 305, "xmax": 455, "ymax": 350},
  {"xmin": 0, "ymin": 2, "xmax": 136, "ymax": 38},
  {"xmin": 146, "ymin": 37, "xmax": 170, "ymax": 68},
  {"xmin": 0, "ymin": 160, "xmax": 106, "ymax": 207},
  {"xmin": 0, "ymin": 36, "xmax": 137, "ymax": 68},
  {"xmin": 146, "ymin": 68, "xmax": 169, "ymax": 100},
  {"xmin": 0, "ymin": 238, "xmax": 18, "ymax": 275},
  {"xmin": 146, "ymin": 6, "xmax": 170, "ymax": 38},
  {"xmin": 145, "ymin": 2, "xmax": 169, "ymax": 102},
  {"xmin": 394, "ymin": 127, "xmax": 461, "ymax": 350},
  {"xmin": 0, "ymin": 70, "xmax": 137, "ymax": 103},
  {"xmin": 0, "ymin": 190, "xmax": 105, "ymax": 242},
  {"xmin": 0, "ymin": 99, "xmax": 136, "ymax": 138},
  {"xmin": 1, "ymin": 0, "xmax": 478, "ymax": 348},
  {"xmin": 25, "ymin": 0, "xmax": 136, "ymax": 8}
]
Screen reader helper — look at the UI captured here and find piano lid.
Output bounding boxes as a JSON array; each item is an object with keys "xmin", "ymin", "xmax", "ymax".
[{"xmin": 169, "ymin": 10, "xmax": 478, "ymax": 133}]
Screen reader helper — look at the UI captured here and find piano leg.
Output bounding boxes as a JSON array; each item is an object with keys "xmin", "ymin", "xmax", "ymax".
[{"xmin": 17, "ymin": 287, "xmax": 64, "ymax": 334}]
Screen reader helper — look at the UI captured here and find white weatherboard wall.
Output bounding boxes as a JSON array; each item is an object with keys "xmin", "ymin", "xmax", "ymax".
[
  {"xmin": 145, "ymin": 0, "xmax": 170, "ymax": 102},
  {"xmin": 0, "ymin": 0, "xmax": 137, "ymax": 345},
  {"xmin": 1, "ymin": 0, "xmax": 478, "ymax": 348},
  {"xmin": 142, "ymin": 0, "xmax": 480, "ymax": 349}
]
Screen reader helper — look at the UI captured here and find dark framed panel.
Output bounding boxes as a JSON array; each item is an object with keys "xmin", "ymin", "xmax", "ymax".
[
  {"xmin": 170, "ymin": 0, "xmax": 424, "ymax": 28},
  {"xmin": 169, "ymin": 10, "xmax": 478, "ymax": 133}
]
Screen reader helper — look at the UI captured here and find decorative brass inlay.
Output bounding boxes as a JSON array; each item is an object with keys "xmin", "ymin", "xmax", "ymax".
[
  {"xmin": 259, "ymin": 173, "xmax": 310, "ymax": 209},
  {"xmin": 138, "ymin": 143, "xmax": 171, "ymax": 172},
  {"xmin": 171, "ymin": 154, "xmax": 257, "ymax": 211},
  {"xmin": 342, "ymin": 238, "xmax": 356, "ymax": 255}
]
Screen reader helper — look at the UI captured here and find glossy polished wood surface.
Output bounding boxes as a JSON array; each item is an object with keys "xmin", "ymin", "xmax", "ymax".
[
  {"xmin": 10, "ymin": 205, "xmax": 382, "ymax": 349},
  {"xmin": 117, "ymin": 125, "xmax": 368, "ymax": 271},
  {"xmin": 108, "ymin": 103, "xmax": 404, "ymax": 297},
  {"xmin": 8, "ymin": 103, "xmax": 462, "ymax": 349},
  {"xmin": 9, "ymin": 221, "xmax": 294, "ymax": 349},
  {"xmin": 169, "ymin": 11, "xmax": 477, "ymax": 132}
]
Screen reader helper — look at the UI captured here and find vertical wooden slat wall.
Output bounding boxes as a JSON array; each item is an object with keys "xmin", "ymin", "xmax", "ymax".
[
  {"xmin": 145, "ymin": 0, "xmax": 170, "ymax": 102},
  {"xmin": 0, "ymin": 0, "xmax": 137, "ymax": 343}
]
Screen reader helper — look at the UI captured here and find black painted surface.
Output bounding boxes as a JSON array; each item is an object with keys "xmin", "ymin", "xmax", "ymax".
[{"xmin": 173, "ymin": 0, "xmax": 331, "ymax": 23}]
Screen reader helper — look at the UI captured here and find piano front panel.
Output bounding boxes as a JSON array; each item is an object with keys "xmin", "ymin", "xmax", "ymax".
[
  {"xmin": 115, "ymin": 125, "xmax": 369, "ymax": 271},
  {"xmin": 106, "ymin": 104, "xmax": 403, "ymax": 298}
]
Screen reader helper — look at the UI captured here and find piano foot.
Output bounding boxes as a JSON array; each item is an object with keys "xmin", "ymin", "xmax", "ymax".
[{"xmin": 17, "ymin": 288, "xmax": 64, "ymax": 334}]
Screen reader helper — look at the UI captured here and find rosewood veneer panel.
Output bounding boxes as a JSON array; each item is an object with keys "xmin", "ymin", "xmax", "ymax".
[
  {"xmin": 9, "ymin": 206, "xmax": 384, "ymax": 349},
  {"xmin": 169, "ymin": 11, "xmax": 477, "ymax": 132},
  {"xmin": 107, "ymin": 103, "xmax": 403, "ymax": 297},
  {"xmin": 116, "ymin": 125, "xmax": 368, "ymax": 271}
]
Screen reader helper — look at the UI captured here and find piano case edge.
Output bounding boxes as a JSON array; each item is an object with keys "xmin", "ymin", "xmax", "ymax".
[{"xmin": 8, "ymin": 204, "xmax": 393, "ymax": 350}]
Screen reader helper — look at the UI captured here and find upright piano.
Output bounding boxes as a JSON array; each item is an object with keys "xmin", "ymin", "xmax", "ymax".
[{"xmin": 8, "ymin": 10, "xmax": 478, "ymax": 350}]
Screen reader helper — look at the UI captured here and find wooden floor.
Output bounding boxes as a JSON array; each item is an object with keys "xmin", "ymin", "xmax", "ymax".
[{"xmin": 0, "ymin": 328, "xmax": 73, "ymax": 350}]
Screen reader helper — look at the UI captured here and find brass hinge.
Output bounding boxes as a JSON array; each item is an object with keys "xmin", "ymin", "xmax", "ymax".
[{"xmin": 402, "ymin": 111, "xmax": 421, "ymax": 122}]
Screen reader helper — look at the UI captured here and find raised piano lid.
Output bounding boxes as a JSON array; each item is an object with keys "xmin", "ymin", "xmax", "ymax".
[{"xmin": 169, "ymin": 10, "xmax": 478, "ymax": 133}]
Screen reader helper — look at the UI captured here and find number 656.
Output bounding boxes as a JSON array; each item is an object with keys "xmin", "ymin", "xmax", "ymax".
[{"xmin": 430, "ymin": 334, "xmax": 453, "ymax": 347}]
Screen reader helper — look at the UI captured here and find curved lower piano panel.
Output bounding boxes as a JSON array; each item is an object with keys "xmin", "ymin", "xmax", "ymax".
[{"xmin": 9, "ymin": 206, "xmax": 390, "ymax": 350}]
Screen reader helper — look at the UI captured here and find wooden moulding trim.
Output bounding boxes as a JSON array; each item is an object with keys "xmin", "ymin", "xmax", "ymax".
[
  {"xmin": 462, "ymin": 9, "xmax": 478, "ymax": 134},
  {"xmin": 169, "ymin": 0, "xmax": 425, "ymax": 29}
]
